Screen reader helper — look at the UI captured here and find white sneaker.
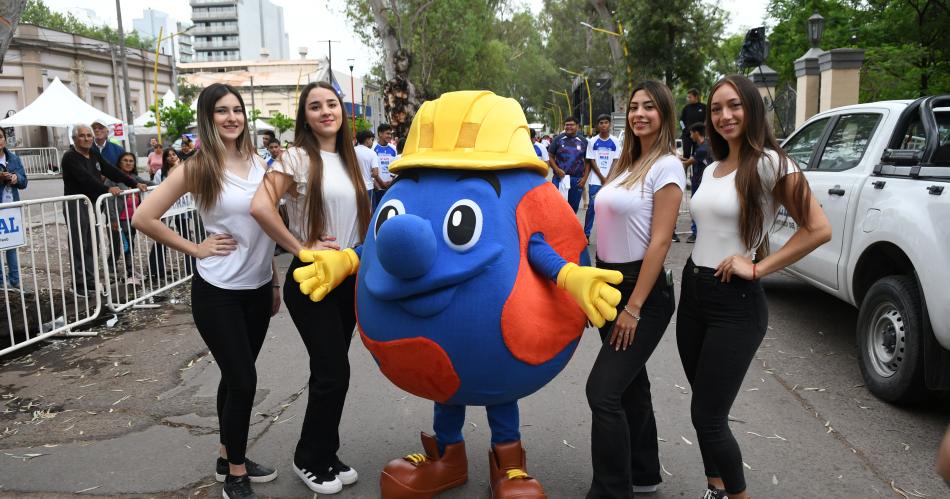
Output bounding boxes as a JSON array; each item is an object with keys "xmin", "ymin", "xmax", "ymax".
[
  {"xmin": 293, "ymin": 461, "xmax": 342, "ymax": 494},
  {"xmin": 330, "ymin": 458, "xmax": 358, "ymax": 485}
]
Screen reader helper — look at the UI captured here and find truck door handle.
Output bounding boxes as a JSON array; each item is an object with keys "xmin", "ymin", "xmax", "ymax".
[
  {"xmin": 872, "ymin": 181, "xmax": 886, "ymax": 189},
  {"xmin": 929, "ymin": 185, "xmax": 944, "ymax": 195},
  {"xmin": 828, "ymin": 187, "xmax": 846, "ymax": 196}
]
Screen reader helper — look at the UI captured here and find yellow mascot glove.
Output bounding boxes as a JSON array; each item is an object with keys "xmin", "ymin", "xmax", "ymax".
[
  {"xmin": 293, "ymin": 248, "xmax": 360, "ymax": 302},
  {"xmin": 556, "ymin": 262, "xmax": 623, "ymax": 328}
]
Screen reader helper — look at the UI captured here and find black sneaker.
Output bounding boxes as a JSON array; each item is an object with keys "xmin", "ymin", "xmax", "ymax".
[
  {"xmin": 687, "ymin": 234, "xmax": 696, "ymax": 243},
  {"xmin": 293, "ymin": 460, "xmax": 342, "ymax": 494},
  {"xmin": 672, "ymin": 233, "xmax": 681, "ymax": 242},
  {"xmin": 701, "ymin": 484, "xmax": 727, "ymax": 499},
  {"xmin": 330, "ymin": 456, "xmax": 359, "ymax": 485},
  {"xmin": 222, "ymin": 474, "xmax": 259, "ymax": 499},
  {"xmin": 215, "ymin": 457, "xmax": 277, "ymax": 483}
]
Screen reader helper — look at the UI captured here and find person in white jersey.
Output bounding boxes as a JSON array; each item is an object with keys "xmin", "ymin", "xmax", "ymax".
[
  {"xmin": 354, "ymin": 129, "xmax": 380, "ymax": 205},
  {"xmin": 677, "ymin": 74, "xmax": 831, "ymax": 499},
  {"xmin": 371, "ymin": 123, "xmax": 397, "ymax": 210},
  {"xmin": 250, "ymin": 81, "xmax": 372, "ymax": 495},
  {"xmin": 580, "ymin": 114, "xmax": 621, "ymax": 241},
  {"xmin": 133, "ymin": 84, "xmax": 280, "ymax": 499},
  {"xmin": 586, "ymin": 80, "xmax": 684, "ymax": 498},
  {"xmin": 530, "ymin": 127, "xmax": 549, "ymax": 162}
]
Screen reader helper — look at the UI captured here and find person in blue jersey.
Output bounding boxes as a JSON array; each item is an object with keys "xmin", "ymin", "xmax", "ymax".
[
  {"xmin": 680, "ymin": 122, "xmax": 712, "ymax": 243},
  {"xmin": 547, "ymin": 116, "xmax": 588, "ymax": 213},
  {"xmin": 371, "ymin": 123, "xmax": 398, "ymax": 209},
  {"xmin": 580, "ymin": 115, "xmax": 621, "ymax": 241},
  {"xmin": 530, "ymin": 128, "xmax": 549, "ymax": 162}
]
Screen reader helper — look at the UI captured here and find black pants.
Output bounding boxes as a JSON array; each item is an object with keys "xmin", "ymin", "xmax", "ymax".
[
  {"xmin": 682, "ymin": 134, "xmax": 696, "ymax": 160},
  {"xmin": 65, "ymin": 200, "xmax": 96, "ymax": 294},
  {"xmin": 191, "ymin": 273, "xmax": 273, "ymax": 466},
  {"xmin": 586, "ymin": 259, "xmax": 675, "ymax": 498},
  {"xmin": 284, "ymin": 257, "xmax": 357, "ymax": 470},
  {"xmin": 676, "ymin": 258, "xmax": 768, "ymax": 495}
]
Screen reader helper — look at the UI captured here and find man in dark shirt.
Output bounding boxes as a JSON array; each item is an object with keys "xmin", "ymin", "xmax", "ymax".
[
  {"xmin": 679, "ymin": 88, "xmax": 706, "ymax": 159},
  {"xmin": 681, "ymin": 122, "xmax": 711, "ymax": 243},
  {"xmin": 548, "ymin": 116, "xmax": 588, "ymax": 213},
  {"xmin": 62, "ymin": 124, "xmax": 146, "ymax": 296}
]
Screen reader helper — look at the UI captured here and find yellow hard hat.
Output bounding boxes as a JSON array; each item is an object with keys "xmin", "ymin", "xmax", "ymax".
[{"xmin": 388, "ymin": 90, "xmax": 548, "ymax": 176}]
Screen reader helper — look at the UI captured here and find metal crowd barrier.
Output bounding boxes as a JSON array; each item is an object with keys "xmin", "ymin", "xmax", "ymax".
[
  {"xmin": 94, "ymin": 187, "xmax": 203, "ymax": 313},
  {"xmin": 1, "ymin": 195, "xmax": 102, "ymax": 357},
  {"xmin": 11, "ymin": 147, "xmax": 61, "ymax": 176}
]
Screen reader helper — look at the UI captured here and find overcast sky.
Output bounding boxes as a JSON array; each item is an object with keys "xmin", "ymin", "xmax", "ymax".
[{"xmin": 40, "ymin": 0, "xmax": 769, "ymax": 79}]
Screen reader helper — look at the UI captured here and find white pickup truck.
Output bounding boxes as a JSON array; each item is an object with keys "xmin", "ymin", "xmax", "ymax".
[{"xmin": 770, "ymin": 96, "xmax": 950, "ymax": 404}]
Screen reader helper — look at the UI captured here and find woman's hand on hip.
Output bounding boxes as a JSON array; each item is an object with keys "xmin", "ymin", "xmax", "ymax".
[
  {"xmin": 195, "ymin": 233, "xmax": 237, "ymax": 259},
  {"xmin": 714, "ymin": 254, "xmax": 754, "ymax": 282}
]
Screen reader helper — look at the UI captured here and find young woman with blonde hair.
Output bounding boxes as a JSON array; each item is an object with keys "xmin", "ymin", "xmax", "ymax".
[
  {"xmin": 250, "ymin": 80, "xmax": 370, "ymax": 495},
  {"xmin": 677, "ymin": 74, "xmax": 831, "ymax": 499},
  {"xmin": 133, "ymin": 83, "xmax": 280, "ymax": 499},
  {"xmin": 585, "ymin": 80, "xmax": 684, "ymax": 498}
]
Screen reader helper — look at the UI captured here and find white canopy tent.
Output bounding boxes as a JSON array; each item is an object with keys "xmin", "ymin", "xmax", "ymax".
[
  {"xmin": 0, "ymin": 77, "xmax": 121, "ymax": 127},
  {"xmin": 132, "ymin": 90, "xmax": 178, "ymax": 134}
]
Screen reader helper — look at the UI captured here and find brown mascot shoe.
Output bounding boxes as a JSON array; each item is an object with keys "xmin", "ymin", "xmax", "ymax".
[
  {"xmin": 380, "ymin": 432, "xmax": 468, "ymax": 499},
  {"xmin": 489, "ymin": 441, "xmax": 547, "ymax": 498}
]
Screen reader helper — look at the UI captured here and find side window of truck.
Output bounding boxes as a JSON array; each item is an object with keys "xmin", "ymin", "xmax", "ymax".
[
  {"xmin": 783, "ymin": 118, "xmax": 830, "ymax": 170},
  {"xmin": 815, "ymin": 113, "xmax": 882, "ymax": 171}
]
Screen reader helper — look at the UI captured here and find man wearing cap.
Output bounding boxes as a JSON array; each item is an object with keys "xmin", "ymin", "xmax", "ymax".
[{"xmin": 91, "ymin": 119, "xmax": 125, "ymax": 167}]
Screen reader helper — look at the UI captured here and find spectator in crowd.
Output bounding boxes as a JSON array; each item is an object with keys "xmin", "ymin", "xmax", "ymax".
[
  {"xmin": 0, "ymin": 127, "xmax": 27, "ymax": 289},
  {"xmin": 681, "ymin": 122, "xmax": 712, "ymax": 243},
  {"xmin": 531, "ymin": 128, "xmax": 549, "ymax": 162},
  {"xmin": 371, "ymin": 123, "xmax": 397, "ymax": 209},
  {"xmin": 147, "ymin": 142, "xmax": 164, "ymax": 180},
  {"xmin": 580, "ymin": 114, "xmax": 621, "ymax": 241},
  {"xmin": 261, "ymin": 130, "xmax": 276, "ymax": 149},
  {"xmin": 62, "ymin": 124, "xmax": 146, "ymax": 296},
  {"xmin": 177, "ymin": 135, "xmax": 197, "ymax": 162},
  {"xmin": 266, "ymin": 139, "xmax": 283, "ymax": 167},
  {"xmin": 354, "ymin": 130, "xmax": 379, "ymax": 202},
  {"xmin": 91, "ymin": 119, "xmax": 124, "ymax": 167},
  {"xmin": 112, "ymin": 152, "xmax": 154, "ymax": 284},
  {"xmin": 680, "ymin": 88, "xmax": 706, "ymax": 159},
  {"xmin": 548, "ymin": 116, "xmax": 588, "ymax": 213}
]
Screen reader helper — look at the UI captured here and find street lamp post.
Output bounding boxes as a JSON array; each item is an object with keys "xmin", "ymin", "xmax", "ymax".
[
  {"xmin": 347, "ymin": 58, "xmax": 356, "ymax": 139},
  {"xmin": 152, "ymin": 26, "xmax": 194, "ymax": 144},
  {"xmin": 115, "ymin": 0, "xmax": 137, "ymax": 154},
  {"xmin": 560, "ymin": 67, "xmax": 592, "ymax": 136},
  {"xmin": 549, "ymin": 90, "xmax": 571, "ymax": 124},
  {"xmin": 807, "ymin": 11, "xmax": 825, "ymax": 48}
]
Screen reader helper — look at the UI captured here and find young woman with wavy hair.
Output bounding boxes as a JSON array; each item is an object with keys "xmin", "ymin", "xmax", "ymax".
[
  {"xmin": 585, "ymin": 80, "xmax": 684, "ymax": 498},
  {"xmin": 676, "ymin": 74, "xmax": 831, "ymax": 499},
  {"xmin": 250, "ymin": 80, "xmax": 370, "ymax": 495},
  {"xmin": 134, "ymin": 83, "xmax": 280, "ymax": 499}
]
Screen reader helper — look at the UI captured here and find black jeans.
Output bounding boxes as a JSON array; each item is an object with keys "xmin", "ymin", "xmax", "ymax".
[
  {"xmin": 190, "ymin": 273, "xmax": 273, "ymax": 466},
  {"xmin": 676, "ymin": 258, "xmax": 768, "ymax": 495},
  {"xmin": 586, "ymin": 259, "xmax": 675, "ymax": 498},
  {"xmin": 283, "ymin": 258, "xmax": 357, "ymax": 470}
]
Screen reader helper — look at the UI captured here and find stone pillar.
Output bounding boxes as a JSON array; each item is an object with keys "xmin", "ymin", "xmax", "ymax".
[
  {"xmin": 794, "ymin": 47, "xmax": 823, "ymax": 128},
  {"xmin": 819, "ymin": 48, "xmax": 865, "ymax": 112},
  {"xmin": 750, "ymin": 64, "xmax": 779, "ymax": 133}
]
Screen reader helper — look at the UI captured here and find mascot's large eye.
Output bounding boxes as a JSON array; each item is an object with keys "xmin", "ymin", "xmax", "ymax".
[
  {"xmin": 375, "ymin": 199, "xmax": 405, "ymax": 236},
  {"xmin": 442, "ymin": 199, "xmax": 482, "ymax": 251}
]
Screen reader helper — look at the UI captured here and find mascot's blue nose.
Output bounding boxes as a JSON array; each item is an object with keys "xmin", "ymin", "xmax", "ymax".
[{"xmin": 376, "ymin": 214, "xmax": 438, "ymax": 279}]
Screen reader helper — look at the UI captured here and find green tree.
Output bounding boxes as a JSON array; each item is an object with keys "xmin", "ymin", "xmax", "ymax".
[
  {"xmin": 268, "ymin": 111, "xmax": 294, "ymax": 137},
  {"xmin": 177, "ymin": 77, "xmax": 201, "ymax": 106},
  {"xmin": 353, "ymin": 116, "xmax": 373, "ymax": 133},
  {"xmin": 145, "ymin": 101, "xmax": 195, "ymax": 145},
  {"xmin": 22, "ymin": 0, "xmax": 153, "ymax": 51}
]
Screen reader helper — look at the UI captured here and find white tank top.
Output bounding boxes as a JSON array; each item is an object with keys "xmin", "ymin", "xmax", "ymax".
[
  {"xmin": 689, "ymin": 150, "xmax": 797, "ymax": 268},
  {"xmin": 196, "ymin": 157, "xmax": 276, "ymax": 289}
]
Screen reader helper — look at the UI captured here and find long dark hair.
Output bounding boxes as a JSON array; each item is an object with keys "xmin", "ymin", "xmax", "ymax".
[
  {"xmin": 185, "ymin": 83, "xmax": 256, "ymax": 209},
  {"xmin": 608, "ymin": 80, "xmax": 677, "ymax": 189},
  {"xmin": 161, "ymin": 147, "xmax": 180, "ymax": 179},
  {"xmin": 707, "ymin": 74, "xmax": 812, "ymax": 256},
  {"xmin": 292, "ymin": 81, "xmax": 371, "ymax": 245}
]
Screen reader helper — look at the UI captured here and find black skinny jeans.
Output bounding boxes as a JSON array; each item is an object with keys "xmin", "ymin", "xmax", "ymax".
[
  {"xmin": 586, "ymin": 259, "xmax": 675, "ymax": 499},
  {"xmin": 676, "ymin": 258, "xmax": 768, "ymax": 495},
  {"xmin": 190, "ymin": 273, "xmax": 273, "ymax": 466},
  {"xmin": 283, "ymin": 258, "xmax": 356, "ymax": 470}
]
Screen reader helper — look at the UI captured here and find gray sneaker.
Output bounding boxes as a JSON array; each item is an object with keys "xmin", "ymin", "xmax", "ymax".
[{"xmin": 701, "ymin": 485, "xmax": 727, "ymax": 499}]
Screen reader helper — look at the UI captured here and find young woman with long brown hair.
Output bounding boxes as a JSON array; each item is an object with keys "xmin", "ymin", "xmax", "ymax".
[
  {"xmin": 133, "ymin": 83, "xmax": 281, "ymax": 499},
  {"xmin": 585, "ymin": 80, "xmax": 684, "ymax": 498},
  {"xmin": 676, "ymin": 74, "xmax": 831, "ymax": 499},
  {"xmin": 250, "ymin": 81, "xmax": 371, "ymax": 495}
]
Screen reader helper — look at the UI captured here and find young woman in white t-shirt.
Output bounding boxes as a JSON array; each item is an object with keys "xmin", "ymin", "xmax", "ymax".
[
  {"xmin": 249, "ymin": 81, "xmax": 371, "ymax": 495},
  {"xmin": 586, "ymin": 80, "xmax": 685, "ymax": 498},
  {"xmin": 677, "ymin": 75, "xmax": 831, "ymax": 499},
  {"xmin": 133, "ymin": 83, "xmax": 280, "ymax": 499}
]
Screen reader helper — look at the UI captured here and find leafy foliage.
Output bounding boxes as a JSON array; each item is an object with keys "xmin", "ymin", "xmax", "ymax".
[
  {"xmin": 144, "ymin": 101, "xmax": 195, "ymax": 145},
  {"xmin": 22, "ymin": 0, "xmax": 154, "ymax": 51},
  {"xmin": 268, "ymin": 111, "xmax": 295, "ymax": 137}
]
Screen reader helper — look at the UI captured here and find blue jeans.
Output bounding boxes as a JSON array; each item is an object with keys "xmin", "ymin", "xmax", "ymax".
[
  {"xmin": 583, "ymin": 184, "xmax": 602, "ymax": 238},
  {"xmin": 2, "ymin": 248, "xmax": 18, "ymax": 286},
  {"xmin": 552, "ymin": 174, "xmax": 583, "ymax": 213}
]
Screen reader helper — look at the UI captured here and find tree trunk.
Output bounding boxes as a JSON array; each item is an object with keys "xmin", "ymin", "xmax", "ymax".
[
  {"xmin": 367, "ymin": 0, "xmax": 417, "ymax": 139},
  {"xmin": 0, "ymin": 0, "xmax": 28, "ymax": 72},
  {"xmin": 588, "ymin": 0, "xmax": 627, "ymax": 112}
]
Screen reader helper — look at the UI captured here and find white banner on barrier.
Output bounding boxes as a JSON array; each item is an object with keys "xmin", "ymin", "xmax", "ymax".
[{"xmin": 0, "ymin": 205, "xmax": 26, "ymax": 249}]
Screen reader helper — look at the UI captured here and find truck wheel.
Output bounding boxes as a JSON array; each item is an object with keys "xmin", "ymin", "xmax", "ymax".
[{"xmin": 856, "ymin": 275, "xmax": 925, "ymax": 404}]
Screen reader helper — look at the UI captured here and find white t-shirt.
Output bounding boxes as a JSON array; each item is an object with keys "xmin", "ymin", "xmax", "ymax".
[
  {"xmin": 594, "ymin": 154, "xmax": 685, "ymax": 263},
  {"xmin": 533, "ymin": 142, "xmax": 549, "ymax": 162},
  {"xmin": 373, "ymin": 142, "xmax": 397, "ymax": 183},
  {"xmin": 690, "ymin": 149, "xmax": 799, "ymax": 267},
  {"xmin": 196, "ymin": 157, "xmax": 276, "ymax": 290},
  {"xmin": 272, "ymin": 147, "xmax": 362, "ymax": 249},
  {"xmin": 585, "ymin": 135, "xmax": 621, "ymax": 186},
  {"xmin": 354, "ymin": 143, "xmax": 379, "ymax": 190}
]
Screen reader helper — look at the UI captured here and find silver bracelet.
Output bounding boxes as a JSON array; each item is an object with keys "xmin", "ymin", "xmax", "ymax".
[{"xmin": 623, "ymin": 305, "xmax": 641, "ymax": 322}]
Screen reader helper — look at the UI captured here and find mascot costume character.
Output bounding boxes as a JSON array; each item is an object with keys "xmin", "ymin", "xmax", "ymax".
[{"xmin": 292, "ymin": 91, "xmax": 623, "ymax": 498}]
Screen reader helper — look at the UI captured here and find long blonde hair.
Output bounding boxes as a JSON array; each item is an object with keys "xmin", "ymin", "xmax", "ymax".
[
  {"xmin": 607, "ymin": 80, "xmax": 677, "ymax": 190},
  {"xmin": 185, "ymin": 83, "xmax": 256, "ymax": 210}
]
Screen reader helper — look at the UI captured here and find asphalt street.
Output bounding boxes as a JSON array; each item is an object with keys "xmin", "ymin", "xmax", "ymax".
[{"xmin": 0, "ymin": 197, "xmax": 947, "ymax": 498}]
